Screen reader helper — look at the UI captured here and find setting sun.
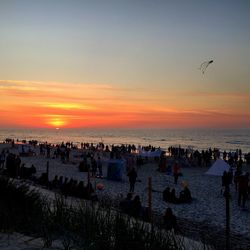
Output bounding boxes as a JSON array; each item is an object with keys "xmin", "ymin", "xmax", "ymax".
[{"xmin": 46, "ymin": 115, "xmax": 67, "ymax": 128}]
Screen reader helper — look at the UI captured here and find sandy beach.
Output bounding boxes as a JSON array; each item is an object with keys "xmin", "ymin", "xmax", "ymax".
[{"xmin": 0, "ymin": 142, "xmax": 249, "ymax": 249}]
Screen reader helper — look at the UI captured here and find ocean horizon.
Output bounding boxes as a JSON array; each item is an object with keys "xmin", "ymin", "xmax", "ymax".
[{"xmin": 0, "ymin": 127, "xmax": 249, "ymax": 154}]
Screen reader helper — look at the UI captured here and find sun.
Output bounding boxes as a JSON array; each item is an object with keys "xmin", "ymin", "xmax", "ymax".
[
  {"xmin": 48, "ymin": 119, "xmax": 65, "ymax": 128},
  {"xmin": 46, "ymin": 116, "xmax": 67, "ymax": 128}
]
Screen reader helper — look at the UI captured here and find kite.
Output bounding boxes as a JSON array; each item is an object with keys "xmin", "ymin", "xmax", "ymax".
[{"xmin": 199, "ymin": 60, "xmax": 213, "ymax": 74}]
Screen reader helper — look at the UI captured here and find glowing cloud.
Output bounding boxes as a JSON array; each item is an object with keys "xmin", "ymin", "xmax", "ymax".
[
  {"xmin": 0, "ymin": 79, "xmax": 249, "ymax": 128},
  {"xmin": 36, "ymin": 102, "xmax": 95, "ymax": 110}
]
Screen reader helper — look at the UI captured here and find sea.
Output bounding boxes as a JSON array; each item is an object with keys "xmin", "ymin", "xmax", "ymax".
[
  {"xmin": 0, "ymin": 128, "xmax": 249, "ymax": 154},
  {"xmin": 0, "ymin": 128, "xmax": 250, "ymax": 153}
]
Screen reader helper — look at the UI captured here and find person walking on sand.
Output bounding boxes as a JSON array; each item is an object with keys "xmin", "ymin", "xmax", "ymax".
[
  {"xmin": 173, "ymin": 161, "xmax": 180, "ymax": 185},
  {"xmin": 127, "ymin": 167, "xmax": 137, "ymax": 193}
]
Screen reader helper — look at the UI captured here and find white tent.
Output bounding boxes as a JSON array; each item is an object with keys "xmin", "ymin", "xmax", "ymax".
[
  {"xmin": 205, "ymin": 159, "xmax": 230, "ymax": 176},
  {"xmin": 138, "ymin": 149, "xmax": 162, "ymax": 158}
]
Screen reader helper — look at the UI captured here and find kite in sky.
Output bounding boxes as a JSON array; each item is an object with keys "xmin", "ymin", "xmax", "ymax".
[{"xmin": 199, "ymin": 60, "xmax": 213, "ymax": 74}]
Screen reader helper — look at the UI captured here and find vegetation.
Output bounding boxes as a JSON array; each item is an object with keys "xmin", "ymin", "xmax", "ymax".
[
  {"xmin": 0, "ymin": 176, "xmax": 212, "ymax": 250},
  {"xmin": 0, "ymin": 176, "xmax": 44, "ymax": 234}
]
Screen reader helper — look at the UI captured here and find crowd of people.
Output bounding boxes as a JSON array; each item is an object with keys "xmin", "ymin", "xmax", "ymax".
[
  {"xmin": 168, "ymin": 146, "xmax": 247, "ymax": 169},
  {"xmin": 49, "ymin": 175, "xmax": 97, "ymax": 200},
  {"xmin": 78, "ymin": 153, "xmax": 103, "ymax": 178},
  {"xmin": 1, "ymin": 139, "xmax": 249, "ymax": 235}
]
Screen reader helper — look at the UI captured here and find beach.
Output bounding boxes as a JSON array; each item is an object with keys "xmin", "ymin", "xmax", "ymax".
[{"xmin": 0, "ymin": 142, "xmax": 250, "ymax": 249}]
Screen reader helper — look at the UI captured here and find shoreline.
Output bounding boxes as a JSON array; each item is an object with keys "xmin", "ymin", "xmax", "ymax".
[{"xmin": 1, "ymin": 127, "xmax": 250, "ymax": 154}]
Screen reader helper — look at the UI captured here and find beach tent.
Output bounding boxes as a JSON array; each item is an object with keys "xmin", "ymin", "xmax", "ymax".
[
  {"xmin": 138, "ymin": 149, "xmax": 162, "ymax": 158},
  {"xmin": 107, "ymin": 160, "xmax": 124, "ymax": 181},
  {"xmin": 205, "ymin": 159, "xmax": 230, "ymax": 176}
]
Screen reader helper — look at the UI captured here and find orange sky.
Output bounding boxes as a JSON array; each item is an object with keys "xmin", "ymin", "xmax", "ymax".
[
  {"xmin": 1, "ymin": 2, "xmax": 249, "ymax": 129},
  {"xmin": 0, "ymin": 80, "xmax": 249, "ymax": 129}
]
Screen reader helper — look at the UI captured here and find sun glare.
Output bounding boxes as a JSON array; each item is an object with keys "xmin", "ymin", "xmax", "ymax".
[
  {"xmin": 46, "ymin": 117, "xmax": 67, "ymax": 128},
  {"xmin": 49, "ymin": 119, "xmax": 65, "ymax": 127}
]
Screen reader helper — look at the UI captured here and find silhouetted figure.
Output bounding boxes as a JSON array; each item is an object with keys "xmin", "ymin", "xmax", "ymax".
[
  {"xmin": 84, "ymin": 182, "xmax": 97, "ymax": 201},
  {"xmin": 46, "ymin": 145, "xmax": 51, "ymax": 158},
  {"xmin": 163, "ymin": 207, "xmax": 177, "ymax": 231},
  {"xmin": 170, "ymin": 188, "xmax": 178, "ymax": 203},
  {"xmin": 97, "ymin": 156, "xmax": 103, "ymax": 177},
  {"xmin": 0, "ymin": 150, "xmax": 6, "ymax": 169},
  {"xmin": 222, "ymin": 171, "xmax": 231, "ymax": 187},
  {"xmin": 76, "ymin": 181, "xmax": 85, "ymax": 198},
  {"xmin": 234, "ymin": 169, "xmax": 242, "ymax": 191},
  {"xmin": 6, "ymin": 153, "xmax": 19, "ymax": 178},
  {"xmin": 19, "ymin": 164, "xmax": 36, "ymax": 179},
  {"xmin": 119, "ymin": 193, "xmax": 133, "ymax": 214},
  {"xmin": 238, "ymin": 174, "xmax": 248, "ymax": 208},
  {"xmin": 65, "ymin": 148, "xmax": 70, "ymax": 162},
  {"xmin": 51, "ymin": 175, "xmax": 59, "ymax": 189},
  {"xmin": 130, "ymin": 195, "xmax": 142, "ymax": 217},
  {"xmin": 163, "ymin": 187, "xmax": 171, "ymax": 202},
  {"xmin": 79, "ymin": 160, "xmax": 88, "ymax": 172},
  {"xmin": 71, "ymin": 180, "xmax": 78, "ymax": 196},
  {"xmin": 221, "ymin": 171, "xmax": 231, "ymax": 195},
  {"xmin": 15, "ymin": 155, "xmax": 21, "ymax": 177},
  {"xmin": 159, "ymin": 156, "xmax": 167, "ymax": 172},
  {"xmin": 179, "ymin": 186, "xmax": 192, "ymax": 203},
  {"xmin": 61, "ymin": 177, "xmax": 69, "ymax": 194},
  {"xmin": 173, "ymin": 161, "xmax": 180, "ymax": 185},
  {"xmin": 127, "ymin": 167, "xmax": 137, "ymax": 193},
  {"xmin": 91, "ymin": 158, "xmax": 97, "ymax": 177},
  {"xmin": 58, "ymin": 176, "xmax": 64, "ymax": 189},
  {"xmin": 64, "ymin": 178, "xmax": 74, "ymax": 196}
]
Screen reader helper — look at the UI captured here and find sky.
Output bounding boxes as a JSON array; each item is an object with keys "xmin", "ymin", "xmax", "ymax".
[{"xmin": 0, "ymin": 0, "xmax": 249, "ymax": 129}]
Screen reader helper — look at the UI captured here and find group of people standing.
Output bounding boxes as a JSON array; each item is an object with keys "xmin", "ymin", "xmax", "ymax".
[{"xmin": 222, "ymin": 169, "xmax": 249, "ymax": 208}]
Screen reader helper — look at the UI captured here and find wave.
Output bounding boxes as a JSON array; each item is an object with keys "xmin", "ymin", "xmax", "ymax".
[{"xmin": 226, "ymin": 141, "xmax": 250, "ymax": 146}]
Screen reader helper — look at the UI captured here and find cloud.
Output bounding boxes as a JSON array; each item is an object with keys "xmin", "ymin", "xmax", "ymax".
[
  {"xmin": 184, "ymin": 91, "xmax": 250, "ymax": 99},
  {"xmin": 0, "ymin": 79, "xmax": 119, "ymax": 107},
  {"xmin": 0, "ymin": 79, "xmax": 113, "ymax": 89},
  {"xmin": 0, "ymin": 79, "xmax": 249, "ymax": 128},
  {"xmin": 35, "ymin": 102, "xmax": 95, "ymax": 110}
]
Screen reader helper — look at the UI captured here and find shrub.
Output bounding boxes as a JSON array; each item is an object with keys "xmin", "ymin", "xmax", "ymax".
[
  {"xmin": 0, "ymin": 176, "xmax": 45, "ymax": 234},
  {"xmin": 0, "ymin": 177, "xmax": 208, "ymax": 249}
]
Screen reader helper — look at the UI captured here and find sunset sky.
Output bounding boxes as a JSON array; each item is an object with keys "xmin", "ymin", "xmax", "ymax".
[{"xmin": 0, "ymin": 0, "xmax": 249, "ymax": 129}]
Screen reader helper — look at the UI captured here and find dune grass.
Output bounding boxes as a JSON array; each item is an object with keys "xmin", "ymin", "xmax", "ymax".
[
  {"xmin": 0, "ymin": 176, "xmax": 214, "ymax": 250},
  {"xmin": 0, "ymin": 176, "xmax": 44, "ymax": 234}
]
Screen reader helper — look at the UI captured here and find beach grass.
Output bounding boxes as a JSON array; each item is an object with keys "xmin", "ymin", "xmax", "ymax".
[
  {"xmin": 0, "ymin": 176, "xmax": 44, "ymax": 234},
  {"xmin": 0, "ymin": 175, "xmax": 216, "ymax": 250}
]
